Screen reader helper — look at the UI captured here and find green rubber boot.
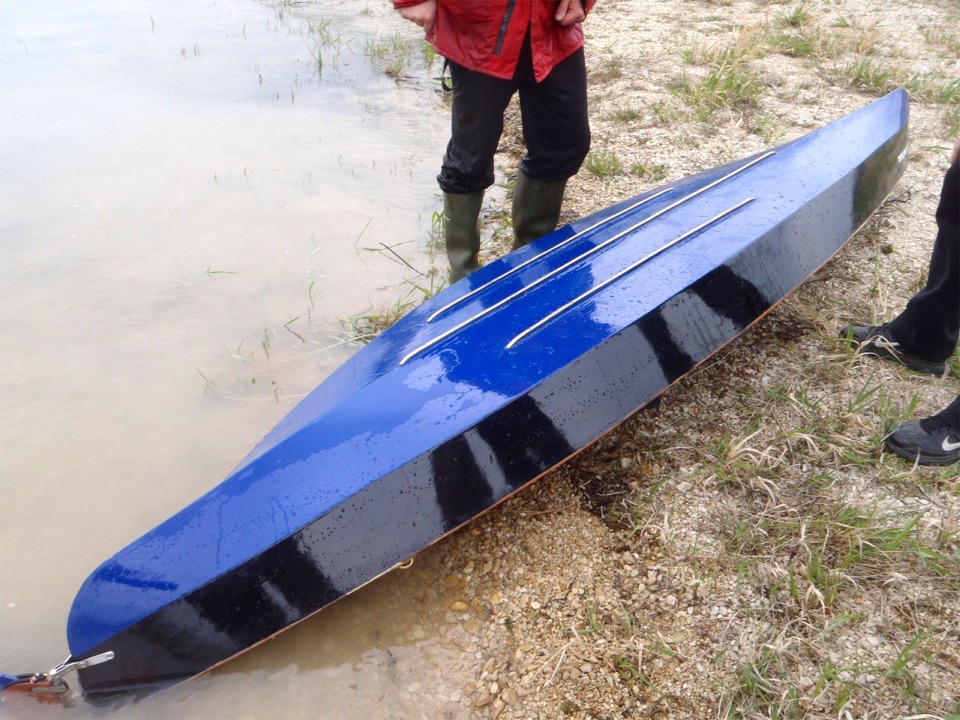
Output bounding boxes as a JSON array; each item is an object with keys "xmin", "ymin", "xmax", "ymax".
[
  {"xmin": 443, "ymin": 190, "xmax": 484, "ymax": 283},
  {"xmin": 512, "ymin": 170, "xmax": 568, "ymax": 249}
]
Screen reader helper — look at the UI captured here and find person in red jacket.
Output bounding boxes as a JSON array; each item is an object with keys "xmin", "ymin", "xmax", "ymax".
[{"xmin": 393, "ymin": 0, "xmax": 594, "ymax": 282}]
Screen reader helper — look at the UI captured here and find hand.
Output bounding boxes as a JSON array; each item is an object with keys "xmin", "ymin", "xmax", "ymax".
[
  {"xmin": 951, "ymin": 138, "xmax": 959, "ymax": 165},
  {"xmin": 398, "ymin": 0, "xmax": 437, "ymax": 35},
  {"xmin": 555, "ymin": 0, "xmax": 586, "ymax": 25}
]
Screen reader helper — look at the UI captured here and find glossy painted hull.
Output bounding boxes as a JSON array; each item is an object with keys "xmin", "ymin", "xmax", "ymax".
[{"xmin": 68, "ymin": 90, "xmax": 909, "ymax": 693}]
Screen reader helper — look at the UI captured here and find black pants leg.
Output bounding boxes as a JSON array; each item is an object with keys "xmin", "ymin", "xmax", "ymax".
[
  {"xmin": 889, "ymin": 159, "xmax": 960, "ymax": 362},
  {"xmin": 516, "ymin": 47, "xmax": 591, "ymax": 182},
  {"xmin": 437, "ymin": 40, "xmax": 590, "ymax": 194},
  {"xmin": 438, "ymin": 63, "xmax": 516, "ymax": 194},
  {"xmin": 937, "ymin": 393, "xmax": 960, "ymax": 434}
]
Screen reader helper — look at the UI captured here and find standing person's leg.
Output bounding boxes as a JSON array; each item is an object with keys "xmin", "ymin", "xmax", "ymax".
[
  {"xmin": 887, "ymin": 159, "xmax": 960, "ymax": 359},
  {"xmin": 439, "ymin": 63, "xmax": 516, "ymax": 282},
  {"xmin": 512, "ymin": 44, "xmax": 590, "ymax": 248},
  {"xmin": 844, "ymin": 160, "xmax": 959, "ymax": 373}
]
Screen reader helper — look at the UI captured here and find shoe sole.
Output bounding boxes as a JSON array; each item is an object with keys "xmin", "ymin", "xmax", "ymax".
[
  {"xmin": 858, "ymin": 347, "xmax": 946, "ymax": 375},
  {"xmin": 847, "ymin": 340, "xmax": 947, "ymax": 375},
  {"xmin": 840, "ymin": 326, "xmax": 948, "ymax": 376}
]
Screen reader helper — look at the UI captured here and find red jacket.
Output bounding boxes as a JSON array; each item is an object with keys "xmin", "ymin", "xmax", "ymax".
[{"xmin": 393, "ymin": 0, "xmax": 595, "ymax": 82}]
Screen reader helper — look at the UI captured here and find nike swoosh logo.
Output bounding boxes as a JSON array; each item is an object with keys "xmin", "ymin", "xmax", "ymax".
[
  {"xmin": 943, "ymin": 438, "xmax": 960, "ymax": 452},
  {"xmin": 870, "ymin": 336, "xmax": 900, "ymax": 350}
]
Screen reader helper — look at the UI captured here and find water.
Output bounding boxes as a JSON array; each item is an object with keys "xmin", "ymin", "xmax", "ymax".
[{"xmin": 0, "ymin": 1, "xmax": 469, "ymax": 716}]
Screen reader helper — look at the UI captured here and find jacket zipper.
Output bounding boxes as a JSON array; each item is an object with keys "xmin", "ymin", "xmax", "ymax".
[{"xmin": 493, "ymin": 0, "xmax": 518, "ymax": 56}]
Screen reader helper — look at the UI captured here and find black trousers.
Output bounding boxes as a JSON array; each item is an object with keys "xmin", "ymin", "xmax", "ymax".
[
  {"xmin": 438, "ymin": 38, "xmax": 591, "ymax": 194},
  {"xmin": 889, "ymin": 159, "xmax": 960, "ymax": 362},
  {"xmin": 937, "ymin": 393, "xmax": 960, "ymax": 433}
]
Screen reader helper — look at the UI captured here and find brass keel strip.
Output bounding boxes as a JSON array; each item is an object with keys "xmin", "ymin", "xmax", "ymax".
[
  {"xmin": 400, "ymin": 152, "xmax": 774, "ymax": 366},
  {"xmin": 505, "ymin": 197, "xmax": 756, "ymax": 350},
  {"xmin": 426, "ymin": 188, "xmax": 674, "ymax": 323}
]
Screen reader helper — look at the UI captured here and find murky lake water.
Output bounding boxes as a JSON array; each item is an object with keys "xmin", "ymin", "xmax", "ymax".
[{"xmin": 0, "ymin": 1, "xmax": 473, "ymax": 716}]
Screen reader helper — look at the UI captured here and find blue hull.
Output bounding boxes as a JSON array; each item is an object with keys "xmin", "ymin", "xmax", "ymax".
[{"xmin": 68, "ymin": 90, "xmax": 909, "ymax": 692}]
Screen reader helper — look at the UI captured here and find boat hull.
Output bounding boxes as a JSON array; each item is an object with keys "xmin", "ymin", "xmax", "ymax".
[{"xmin": 68, "ymin": 90, "xmax": 909, "ymax": 693}]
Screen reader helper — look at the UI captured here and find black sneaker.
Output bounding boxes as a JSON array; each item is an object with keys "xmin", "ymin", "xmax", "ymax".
[
  {"xmin": 840, "ymin": 323, "xmax": 947, "ymax": 376},
  {"xmin": 885, "ymin": 415, "xmax": 960, "ymax": 466}
]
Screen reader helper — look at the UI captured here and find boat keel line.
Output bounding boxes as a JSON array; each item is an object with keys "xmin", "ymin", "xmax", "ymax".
[
  {"xmin": 427, "ymin": 150, "xmax": 776, "ymax": 324},
  {"xmin": 401, "ymin": 152, "xmax": 776, "ymax": 365},
  {"xmin": 505, "ymin": 197, "xmax": 756, "ymax": 349}
]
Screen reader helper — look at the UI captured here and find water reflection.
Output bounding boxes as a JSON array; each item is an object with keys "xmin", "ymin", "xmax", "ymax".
[{"xmin": 0, "ymin": 0, "xmax": 462, "ymax": 717}]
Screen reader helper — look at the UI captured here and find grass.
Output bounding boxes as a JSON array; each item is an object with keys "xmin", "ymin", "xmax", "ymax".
[
  {"xmin": 583, "ymin": 149, "xmax": 624, "ymax": 178},
  {"xmin": 608, "ymin": 107, "xmax": 642, "ymax": 123},
  {"xmin": 775, "ymin": 2, "xmax": 812, "ymax": 29},
  {"xmin": 673, "ymin": 63, "xmax": 766, "ymax": 116},
  {"xmin": 630, "ymin": 162, "xmax": 669, "ymax": 181},
  {"xmin": 830, "ymin": 59, "xmax": 960, "ymax": 105},
  {"xmin": 303, "ymin": 19, "xmax": 341, "ymax": 73},
  {"xmin": 339, "ymin": 278, "xmax": 441, "ymax": 343},
  {"xmin": 681, "ymin": 29, "xmax": 764, "ymax": 68},
  {"xmin": 947, "ymin": 103, "xmax": 960, "ymax": 138},
  {"xmin": 667, "ymin": 8, "xmax": 957, "ymax": 140},
  {"xmin": 750, "ymin": 114, "xmax": 782, "ymax": 143},
  {"xmin": 940, "ymin": 77, "xmax": 960, "ymax": 105},
  {"xmin": 920, "ymin": 25, "xmax": 960, "ymax": 56},
  {"xmin": 767, "ymin": 32, "xmax": 814, "ymax": 58},
  {"xmin": 591, "ymin": 53, "xmax": 625, "ymax": 82},
  {"xmin": 673, "ymin": 31, "xmax": 766, "ymax": 118},
  {"xmin": 832, "ymin": 58, "xmax": 894, "ymax": 93},
  {"xmin": 709, "ymin": 463, "xmax": 959, "ymax": 715},
  {"xmin": 363, "ymin": 32, "xmax": 430, "ymax": 79}
]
